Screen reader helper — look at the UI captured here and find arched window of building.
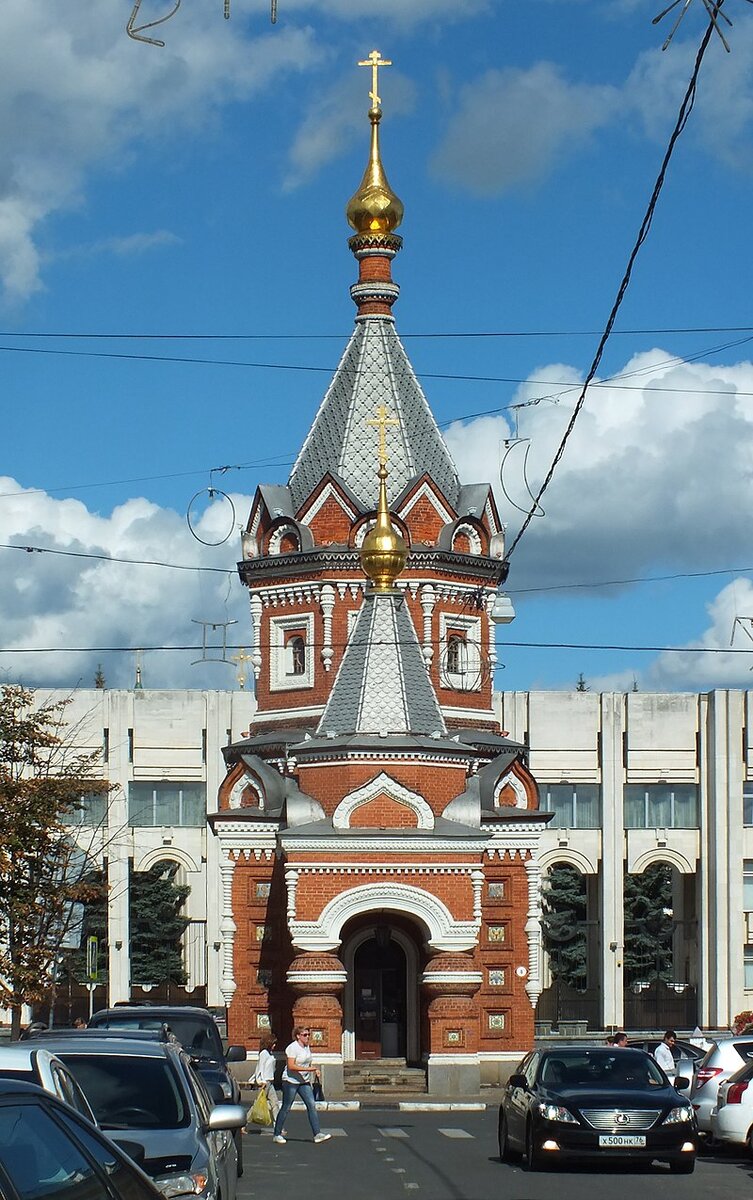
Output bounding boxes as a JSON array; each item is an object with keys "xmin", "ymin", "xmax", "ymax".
[
  {"xmin": 446, "ymin": 633, "xmax": 467, "ymax": 677},
  {"xmin": 285, "ymin": 634, "xmax": 306, "ymax": 676}
]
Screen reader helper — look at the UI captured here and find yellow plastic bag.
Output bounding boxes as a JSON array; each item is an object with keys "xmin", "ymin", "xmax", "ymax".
[{"xmin": 249, "ymin": 1087, "xmax": 272, "ymax": 1127}]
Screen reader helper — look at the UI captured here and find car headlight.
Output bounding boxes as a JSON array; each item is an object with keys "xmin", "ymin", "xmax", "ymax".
[
  {"xmin": 537, "ymin": 1103, "xmax": 579, "ymax": 1124},
  {"xmin": 663, "ymin": 1106, "xmax": 694, "ymax": 1125},
  {"xmin": 154, "ymin": 1173, "xmax": 210, "ymax": 1199}
]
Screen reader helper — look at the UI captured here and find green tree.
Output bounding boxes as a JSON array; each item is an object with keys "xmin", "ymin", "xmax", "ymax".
[
  {"xmin": 0, "ymin": 685, "xmax": 106, "ymax": 1038},
  {"xmin": 541, "ymin": 864, "xmax": 588, "ymax": 987},
  {"xmin": 624, "ymin": 864, "xmax": 673, "ymax": 983},
  {"xmin": 129, "ymin": 862, "xmax": 190, "ymax": 987}
]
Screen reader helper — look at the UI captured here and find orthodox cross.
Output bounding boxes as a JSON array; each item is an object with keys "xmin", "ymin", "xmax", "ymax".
[
  {"xmin": 230, "ymin": 648, "xmax": 253, "ymax": 690},
  {"xmin": 367, "ymin": 405, "xmax": 401, "ymax": 469},
  {"xmin": 358, "ymin": 49, "xmax": 392, "ymax": 109}
]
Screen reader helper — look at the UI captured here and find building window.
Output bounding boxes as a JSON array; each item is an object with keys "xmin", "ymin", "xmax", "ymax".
[
  {"xmin": 62, "ymin": 791, "xmax": 109, "ymax": 827},
  {"xmin": 624, "ymin": 784, "xmax": 698, "ymax": 829},
  {"xmin": 745, "ymin": 861, "xmax": 753, "ymax": 910},
  {"xmin": 745, "ymin": 946, "xmax": 753, "ymax": 990},
  {"xmin": 446, "ymin": 633, "xmax": 467, "ymax": 677},
  {"xmin": 285, "ymin": 634, "xmax": 306, "ymax": 676},
  {"xmin": 745, "ymin": 784, "xmax": 753, "ymax": 826},
  {"xmin": 128, "ymin": 782, "xmax": 206, "ymax": 827},
  {"xmin": 270, "ymin": 613, "xmax": 315, "ymax": 692},
  {"xmin": 439, "ymin": 613, "xmax": 482, "ymax": 692},
  {"xmin": 543, "ymin": 783, "xmax": 601, "ymax": 829}
]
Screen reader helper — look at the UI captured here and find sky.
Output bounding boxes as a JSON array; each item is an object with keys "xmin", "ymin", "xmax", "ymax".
[{"xmin": 3, "ymin": 0, "xmax": 753, "ymax": 696}]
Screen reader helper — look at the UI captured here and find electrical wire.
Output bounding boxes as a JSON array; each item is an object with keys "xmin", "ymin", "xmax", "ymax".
[
  {"xmin": 0, "ymin": 639, "xmax": 751, "ymax": 656},
  {"xmin": 503, "ymin": 9, "xmax": 722, "ymax": 566},
  {"xmin": 3, "ymin": 325, "xmax": 753, "ymax": 341}
]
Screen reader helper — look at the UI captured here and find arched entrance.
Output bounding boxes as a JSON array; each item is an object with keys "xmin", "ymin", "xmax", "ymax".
[{"xmin": 341, "ymin": 923, "xmax": 421, "ymax": 1063}]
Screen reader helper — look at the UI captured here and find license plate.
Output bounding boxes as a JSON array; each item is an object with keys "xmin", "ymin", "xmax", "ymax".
[{"xmin": 598, "ymin": 1135, "xmax": 646, "ymax": 1148}]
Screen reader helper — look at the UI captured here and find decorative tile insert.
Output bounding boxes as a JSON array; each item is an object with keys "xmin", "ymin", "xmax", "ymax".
[
  {"xmin": 488, "ymin": 969, "xmax": 506, "ymax": 987},
  {"xmin": 256, "ymin": 1013, "xmax": 271, "ymax": 1029},
  {"xmin": 444, "ymin": 1029, "xmax": 464, "ymax": 1047},
  {"xmin": 488, "ymin": 925, "xmax": 506, "ymax": 942},
  {"xmin": 255, "ymin": 924, "xmax": 268, "ymax": 941},
  {"xmin": 255, "ymin": 882, "xmax": 271, "ymax": 899},
  {"xmin": 487, "ymin": 882, "xmax": 506, "ymax": 899},
  {"xmin": 488, "ymin": 1012, "xmax": 506, "ymax": 1031},
  {"xmin": 311, "ymin": 1029, "xmax": 324, "ymax": 1045}
]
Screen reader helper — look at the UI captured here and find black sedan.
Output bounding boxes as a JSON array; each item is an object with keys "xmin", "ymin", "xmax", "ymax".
[
  {"xmin": 0, "ymin": 1079, "xmax": 163, "ymax": 1200},
  {"xmin": 498, "ymin": 1046, "xmax": 697, "ymax": 1173}
]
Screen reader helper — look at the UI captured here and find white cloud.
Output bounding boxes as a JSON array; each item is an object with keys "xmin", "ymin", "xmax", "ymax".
[
  {"xmin": 445, "ymin": 347, "xmax": 753, "ymax": 591},
  {"xmin": 0, "ymin": 479, "xmax": 254, "ymax": 689},
  {"xmin": 430, "ymin": 63, "xmax": 620, "ymax": 195},
  {"xmin": 50, "ymin": 231, "xmax": 181, "ymax": 263}
]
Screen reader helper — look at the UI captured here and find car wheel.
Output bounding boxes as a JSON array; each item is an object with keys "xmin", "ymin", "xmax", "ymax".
[
  {"xmin": 668, "ymin": 1158, "xmax": 695, "ymax": 1175},
  {"xmin": 498, "ymin": 1110, "xmax": 512, "ymax": 1162},
  {"xmin": 525, "ymin": 1121, "xmax": 544, "ymax": 1172}
]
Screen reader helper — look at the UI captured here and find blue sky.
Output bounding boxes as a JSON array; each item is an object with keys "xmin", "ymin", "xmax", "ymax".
[{"xmin": 3, "ymin": 0, "xmax": 753, "ymax": 694}]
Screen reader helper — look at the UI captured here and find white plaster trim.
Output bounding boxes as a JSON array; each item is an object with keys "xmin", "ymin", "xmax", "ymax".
[
  {"xmin": 289, "ymin": 881, "xmax": 480, "ymax": 952},
  {"xmin": 398, "ymin": 481, "xmax": 454, "ymax": 526},
  {"xmin": 282, "ymin": 836, "xmax": 489, "ymax": 853},
  {"xmin": 289, "ymin": 863, "xmax": 479, "ymax": 874},
  {"xmin": 439, "ymin": 612, "xmax": 482, "ymax": 693},
  {"xmin": 420, "ymin": 971, "xmax": 483, "ymax": 986},
  {"xmin": 227, "ymin": 771, "xmax": 262, "ymax": 811},
  {"xmin": 300, "ymin": 757, "xmax": 471, "ymax": 770},
  {"xmin": 268, "ymin": 523, "xmax": 300, "ymax": 556},
  {"xmin": 270, "ymin": 612, "xmax": 315, "ymax": 692},
  {"xmin": 426, "ymin": 1054, "xmax": 480, "ymax": 1065},
  {"xmin": 540, "ymin": 846, "xmax": 598, "ymax": 875},
  {"xmin": 440, "ymin": 706, "xmax": 498, "ymax": 721},
  {"xmin": 333, "ymin": 772, "xmax": 435, "ymax": 831},
  {"xmin": 524, "ymin": 855, "xmax": 543, "ymax": 1009},
  {"xmin": 630, "ymin": 847, "xmax": 696, "ymax": 875},
  {"xmin": 299, "ymin": 480, "xmax": 358, "ymax": 525},
  {"xmin": 451, "ymin": 522, "xmax": 482, "ymax": 556},
  {"xmin": 251, "ymin": 705, "xmax": 325, "ymax": 723},
  {"xmin": 494, "ymin": 770, "xmax": 528, "ymax": 810},
  {"xmin": 135, "ymin": 846, "xmax": 200, "ymax": 874},
  {"xmin": 286, "ymin": 970, "xmax": 348, "ymax": 985}
]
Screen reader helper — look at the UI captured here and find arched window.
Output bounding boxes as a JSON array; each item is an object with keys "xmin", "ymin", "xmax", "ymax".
[
  {"xmin": 285, "ymin": 635, "xmax": 306, "ymax": 676},
  {"xmin": 446, "ymin": 633, "xmax": 467, "ymax": 677}
]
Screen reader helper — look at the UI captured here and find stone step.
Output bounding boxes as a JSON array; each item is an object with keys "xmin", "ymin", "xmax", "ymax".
[{"xmin": 343, "ymin": 1060, "xmax": 427, "ymax": 1093}]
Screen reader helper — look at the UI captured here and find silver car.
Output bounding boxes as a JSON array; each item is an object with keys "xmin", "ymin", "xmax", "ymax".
[
  {"xmin": 0, "ymin": 1044, "xmax": 97, "ymax": 1124},
  {"xmin": 36, "ymin": 1035, "xmax": 246, "ymax": 1200},
  {"xmin": 689, "ymin": 1035, "xmax": 753, "ymax": 1135}
]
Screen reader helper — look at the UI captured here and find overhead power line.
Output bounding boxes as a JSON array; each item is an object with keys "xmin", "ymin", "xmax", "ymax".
[
  {"xmin": 0, "ymin": 640, "xmax": 751, "ymax": 656},
  {"xmin": 2, "ymin": 324, "xmax": 753, "ymax": 340}
]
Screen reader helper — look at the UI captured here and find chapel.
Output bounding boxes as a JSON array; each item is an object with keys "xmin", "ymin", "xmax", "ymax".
[{"xmin": 211, "ymin": 53, "xmax": 549, "ymax": 1093}]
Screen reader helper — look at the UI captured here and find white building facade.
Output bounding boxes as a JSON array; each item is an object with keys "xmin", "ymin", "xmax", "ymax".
[{"xmin": 15, "ymin": 685, "xmax": 753, "ymax": 1033}]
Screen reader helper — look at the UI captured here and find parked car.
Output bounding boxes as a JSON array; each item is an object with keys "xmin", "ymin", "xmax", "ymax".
[
  {"xmin": 498, "ymin": 1046, "xmax": 697, "ymax": 1173},
  {"xmin": 627, "ymin": 1038, "xmax": 705, "ymax": 1088},
  {"xmin": 711, "ymin": 1059, "xmax": 753, "ymax": 1151},
  {"xmin": 35, "ymin": 1034, "xmax": 247, "ymax": 1200},
  {"xmin": 0, "ymin": 1044, "xmax": 97, "ymax": 1124},
  {"xmin": 0, "ymin": 1079, "xmax": 163, "ymax": 1200},
  {"xmin": 689, "ymin": 1036, "xmax": 753, "ymax": 1136},
  {"xmin": 88, "ymin": 1005, "xmax": 247, "ymax": 1175}
]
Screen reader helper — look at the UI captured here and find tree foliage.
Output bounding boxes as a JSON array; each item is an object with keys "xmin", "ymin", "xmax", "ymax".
[
  {"xmin": 624, "ymin": 864, "xmax": 674, "ymax": 982},
  {"xmin": 0, "ymin": 685, "xmax": 107, "ymax": 1034},
  {"xmin": 542, "ymin": 864, "xmax": 588, "ymax": 987},
  {"xmin": 129, "ymin": 861, "xmax": 190, "ymax": 987}
]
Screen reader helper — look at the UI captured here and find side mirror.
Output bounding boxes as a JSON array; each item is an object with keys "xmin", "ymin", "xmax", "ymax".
[
  {"xmin": 207, "ymin": 1103, "xmax": 248, "ymax": 1132},
  {"xmin": 674, "ymin": 1076, "xmax": 690, "ymax": 1090},
  {"xmin": 508, "ymin": 1073, "xmax": 527, "ymax": 1089},
  {"xmin": 225, "ymin": 1045, "xmax": 246, "ymax": 1063}
]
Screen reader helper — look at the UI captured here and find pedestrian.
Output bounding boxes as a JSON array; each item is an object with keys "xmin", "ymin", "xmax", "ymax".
[
  {"xmin": 252, "ymin": 1031, "xmax": 282, "ymax": 1130},
  {"xmin": 272, "ymin": 1026, "xmax": 331, "ymax": 1145},
  {"xmin": 72, "ymin": 1017, "xmax": 86, "ymax": 1029},
  {"xmin": 610, "ymin": 1031, "xmax": 628, "ymax": 1047},
  {"xmin": 653, "ymin": 1029, "xmax": 677, "ymax": 1080}
]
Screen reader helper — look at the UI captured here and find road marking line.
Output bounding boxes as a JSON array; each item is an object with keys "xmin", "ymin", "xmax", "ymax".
[
  {"xmin": 438, "ymin": 1128, "xmax": 474, "ymax": 1139},
  {"xmin": 379, "ymin": 1127, "xmax": 409, "ymax": 1138}
]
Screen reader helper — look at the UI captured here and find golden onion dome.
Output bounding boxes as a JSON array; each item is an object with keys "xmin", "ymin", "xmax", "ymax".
[
  {"xmin": 360, "ymin": 464, "xmax": 408, "ymax": 591},
  {"xmin": 346, "ymin": 106, "xmax": 404, "ymax": 236}
]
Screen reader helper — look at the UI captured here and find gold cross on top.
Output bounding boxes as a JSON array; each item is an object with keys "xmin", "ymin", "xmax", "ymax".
[
  {"xmin": 231, "ymin": 648, "xmax": 253, "ymax": 690},
  {"xmin": 358, "ymin": 49, "xmax": 392, "ymax": 109},
  {"xmin": 367, "ymin": 405, "xmax": 401, "ymax": 468}
]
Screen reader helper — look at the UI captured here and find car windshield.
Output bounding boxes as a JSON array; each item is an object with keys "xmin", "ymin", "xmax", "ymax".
[
  {"xmin": 540, "ymin": 1050, "xmax": 665, "ymax": 1089},
  {"xmin": 58, "ymin": 1054, "xmax": 190, "ymax": 1130},
  {"xmin": 92, "ymin": 1015, "xmax": 223, "ymax": 1061}
]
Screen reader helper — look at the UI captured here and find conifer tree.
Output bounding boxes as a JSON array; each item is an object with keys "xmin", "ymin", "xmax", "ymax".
[
  {"xmin": 129, "ymin": 862, "xmax": 190, "ymax": 988},
  {"xmin": 542, "ymin": 864, "xmax": 588, "ymax": 987}
]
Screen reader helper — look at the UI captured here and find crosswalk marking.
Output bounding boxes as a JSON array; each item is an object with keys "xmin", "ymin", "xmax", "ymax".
[
  {"xmin": 379, "ymin": 1127, "xmax": 409, "ymax": 1138},
  {"xmin": 438, "ymin": 1128, "xmax": 474, "ymax": 1139}
]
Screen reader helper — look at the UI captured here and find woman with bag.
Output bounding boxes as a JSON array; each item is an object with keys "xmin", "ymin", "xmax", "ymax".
[
  {"xmin": 249, "ymin": 1032, "xmax": 281, "ymax": 1129},
  {"xmin": 272, "ymin": 1026, "xmax": 331, "ymax": 1144}
]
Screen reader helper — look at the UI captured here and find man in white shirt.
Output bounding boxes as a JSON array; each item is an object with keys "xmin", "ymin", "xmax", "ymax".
[{"xmin": 653, "ymin": 1029, "xmax": 677, "ymax": 1080}]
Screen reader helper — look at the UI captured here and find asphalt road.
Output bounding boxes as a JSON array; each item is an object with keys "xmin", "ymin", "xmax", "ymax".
[{"xmin": 239, "ymin": 1108, "xmax": 753, "ymax": 1199}]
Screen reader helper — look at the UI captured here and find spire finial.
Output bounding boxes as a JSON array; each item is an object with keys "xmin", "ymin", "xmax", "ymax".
[
  {"xmin": 346, "ymin": 49, "xmax": 404, "ymax": 237},
  {"xmin": 358, "ymin": 49, "xmax": 392, "ymax": 110},
  {"xmin": 360, "ymin": 406, "xmax": 407, "ymax": 591}
]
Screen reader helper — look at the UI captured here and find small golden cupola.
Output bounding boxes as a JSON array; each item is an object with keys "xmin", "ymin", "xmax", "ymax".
[
  {"xmin": 346, "ymin": 50, "xmax": 404, "ymax": 236},
  {"xmin": 360, "ymin": 404, "xmax": 408, "ymax": 591}
]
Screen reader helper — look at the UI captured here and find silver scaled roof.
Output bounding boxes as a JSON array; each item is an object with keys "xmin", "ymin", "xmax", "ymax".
[
  {"xmin": 288, "ymin": 317, "xmax": 460, "ymax": 513},
  {"xmin": 316, "ymin": 589, "xmax": 447, "ymax": 738}
]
